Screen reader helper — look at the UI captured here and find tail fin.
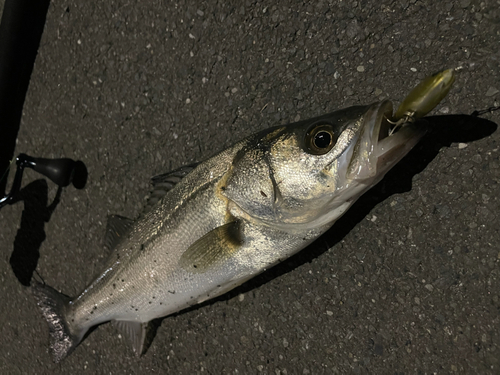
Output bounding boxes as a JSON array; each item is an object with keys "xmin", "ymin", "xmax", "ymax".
[{"xmin": 31, "ymin": 281, "xmax": 86, "ymax": 362}]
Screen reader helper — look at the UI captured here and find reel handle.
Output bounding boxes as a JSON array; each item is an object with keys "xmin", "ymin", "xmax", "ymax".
[{"xmin": 22, "ymin": 155, "xmax": 76, "ymax": 187}]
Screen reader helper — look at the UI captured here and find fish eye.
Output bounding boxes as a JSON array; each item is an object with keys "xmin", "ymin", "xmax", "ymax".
[
  {"xmin": 314, "ymin": 131, "xmax": 331, "ymax": 148},
  {"xmin": 304, "ymin": 124, "xmax": 337, "ymax": 155}
]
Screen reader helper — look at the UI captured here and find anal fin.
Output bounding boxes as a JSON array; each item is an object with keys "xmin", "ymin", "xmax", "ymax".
[{"xmin": 112, "ymin": 320, "xmax": 157, "ymax": 356}]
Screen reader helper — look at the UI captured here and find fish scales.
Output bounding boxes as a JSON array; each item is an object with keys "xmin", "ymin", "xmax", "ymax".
[
  {"xmin": 71, "ymin": 144, "xmax": 246, "ymax": 326},
  {"xmin": 30, "ymin": 103, "xmax": 422, "ymax": 361},
  {"xmin": 30, "ymin": 68, "xmax": 456, "ymax": 363}
]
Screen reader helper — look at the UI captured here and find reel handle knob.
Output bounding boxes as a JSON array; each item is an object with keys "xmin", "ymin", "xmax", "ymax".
[{"xmin": 18, "ymin": 154, "xmax": 76, "ymax": 187}]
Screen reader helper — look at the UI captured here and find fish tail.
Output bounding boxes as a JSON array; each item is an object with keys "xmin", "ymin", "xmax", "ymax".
[{"xmin": 31, "ymin": 281, "xmax": 86, "ymax": 362}]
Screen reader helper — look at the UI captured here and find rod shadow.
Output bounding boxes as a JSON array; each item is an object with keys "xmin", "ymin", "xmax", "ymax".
[
  {"xmin": 9, "ymin": 180, "xmax": 62, "ymax": 286},
  {"xmin": 7, "ymin": 158, "xmax": 88, "ymax": 285}
]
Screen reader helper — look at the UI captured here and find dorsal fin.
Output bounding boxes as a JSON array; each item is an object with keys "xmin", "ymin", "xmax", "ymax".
[
  {"xmin": 104, "ymin": 215, "xmax": 134, "ymax": 251},
  {"xmin": 144, "ymin": 163, "xmax": 199, "ymax": 212}
]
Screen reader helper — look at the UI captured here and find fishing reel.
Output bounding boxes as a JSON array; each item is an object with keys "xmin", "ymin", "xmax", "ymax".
[{"xmin": 0, "ymin": 153, "xmax": 87, "ymax": 209}]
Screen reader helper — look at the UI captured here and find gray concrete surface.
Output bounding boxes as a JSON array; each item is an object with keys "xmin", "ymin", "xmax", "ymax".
[{"xmin": 1, "ymin": 0, "xmax": 499, "ymax": 374}]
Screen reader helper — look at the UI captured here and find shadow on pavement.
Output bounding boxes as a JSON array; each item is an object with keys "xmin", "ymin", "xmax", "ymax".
[
  {"xmin": 8, "ymin": 111, "xmax": 496, "ymax": 353},
  {"xmin": 163, "ymin": 113, "xmax": 497, "ymax": 343},
  {"xmin": 9, "ymin": 180, "xmax": 62, "ymax": 286},
  {"xmin": 226, "ymin": 113, "xmax": 497, "ymax": 296}
]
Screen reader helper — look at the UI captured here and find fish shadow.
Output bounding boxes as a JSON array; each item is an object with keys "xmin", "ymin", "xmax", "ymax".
[
  {"xmin": 153, "ymin": 113, "xmax": 497, "ymax": 346},
  {"xmin": 224, "ymin": 114, "xmax": 497, "ymax": 294}
]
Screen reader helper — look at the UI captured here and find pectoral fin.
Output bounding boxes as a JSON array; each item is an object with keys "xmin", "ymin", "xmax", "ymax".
[{"xmin": 179, "ymin": 221, "xmax": 244, "ymax": 273}]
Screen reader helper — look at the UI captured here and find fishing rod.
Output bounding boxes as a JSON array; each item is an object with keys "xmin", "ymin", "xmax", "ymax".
[{"xmin": 0, "ymin": 0, "xmax": 86, "ymax": 210}]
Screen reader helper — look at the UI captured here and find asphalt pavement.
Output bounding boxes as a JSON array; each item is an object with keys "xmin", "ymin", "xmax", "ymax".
[{"xmin": 0, "ymin": 0, "xmax": 499, "ymax": 374}]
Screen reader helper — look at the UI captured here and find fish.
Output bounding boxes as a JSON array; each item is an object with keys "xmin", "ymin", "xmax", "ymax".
[{"xmin": 31, "ymin": 69, "xmax": 455, "ymax": 362}]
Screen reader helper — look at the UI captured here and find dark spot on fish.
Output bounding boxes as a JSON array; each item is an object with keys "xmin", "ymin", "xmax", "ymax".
[
  {"xmin": 90, "ymin": 311, "xmax": 93, "ymax": 314},
  {"xmin": 260, "ymin": 190, "xmax": 267, "ymax": 198},
  {"xmin": 160, "ymin": 302, "xmax": 163, "ymax": 305},
  {"xmin": 116, "ymin": 254, "xmax": 120, "ymax": 260},
  {"xmin": 152, "ymin": 296, "xmax": 156, "ymax": 299},
  {"xmin": 168, "ymin": 290, "xmax": 175, "ymax": 294},
  {"xmin": 131, "ymin": 305, "xmax": 134, "ymax": 308},
  {"xmin": 113, "ymin": 283, "xmax": 116, "ymax": 289},
  {"xmin": 140, "ymin": 244, "xmax": 144, "ymax": 250},
  {"xmin": 71, "ymin": 319, "xmax": 74, "ymax": 322},
  {"xmin": 220, "ymin": 186, "xmax": 226, "ymax": 191},
  {"xmin": 111, "ymin": 302, "xmax": 114, "ymax": 304},
  {"xmin": 93, "ymin": 305, "xmax": 97, "ymax": 310},
  {"xmin": 149, "ymin": 302, "xmax": 152, "ymax": 304},
  {"xmin": 110, "ymin": 293, "xmax": 113, "ymax": 296},
  {"xmin": 217, "ymin": 285, "xmax": 221, "ymax": 288},
  {"xmin": 135, "ymin": 308, "xmax": 138, "ymax": 311},
  {"xmin": 153, "ymin": 260, "xmax": 157, "ymax": 263},
  {"xmin": 122, "ymin": 279, "xmax": 125, "ymax": 282},
  {"xmin": 193, "ymin": 264, "xmax": 197, "ymax": 268}
]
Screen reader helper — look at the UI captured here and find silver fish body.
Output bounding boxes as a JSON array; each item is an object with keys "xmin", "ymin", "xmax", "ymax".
[{"xmin": 33, "ymin": 100, "xmax": 428, "ymax": 362}]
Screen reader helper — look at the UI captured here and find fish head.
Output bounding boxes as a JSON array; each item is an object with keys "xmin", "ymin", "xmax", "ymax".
[{"xmin": 223, "ymin": 101, "xmax": 426, "ymax": 231}]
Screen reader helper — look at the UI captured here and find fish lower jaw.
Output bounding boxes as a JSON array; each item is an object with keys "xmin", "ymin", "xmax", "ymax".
[
  {"xmin": 350, "ymin": 112, "xmax": 425, "ymax": 181},
  {"xmin": 374, "ymin": 123, "xmax": 426, "ymax": 173}
]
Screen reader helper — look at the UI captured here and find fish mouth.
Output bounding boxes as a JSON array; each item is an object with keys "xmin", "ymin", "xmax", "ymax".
[{"xmin": 343, "ymin": 100, "xmax": 427, "ymax": 183}]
